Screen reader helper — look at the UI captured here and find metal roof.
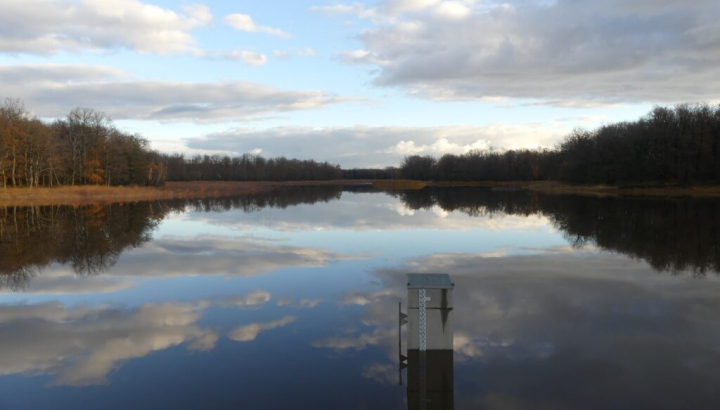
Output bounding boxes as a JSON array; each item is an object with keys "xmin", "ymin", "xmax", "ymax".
[{"xmin": 407, "ymin": 273, "xmax": 454, "ymax": 289}]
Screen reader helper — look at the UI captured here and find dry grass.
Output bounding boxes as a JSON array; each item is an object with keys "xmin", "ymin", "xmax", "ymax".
[
  {"xmin": 0, "ymin": 180, "xmax": 372, "ymax": 207},
  {"xmin": 3, "ymin": 179, "xmax": 719, "ymax": 207},
  {"xmin": 427, "ymin": 180, "xmax": 720, "ymax": 197}
]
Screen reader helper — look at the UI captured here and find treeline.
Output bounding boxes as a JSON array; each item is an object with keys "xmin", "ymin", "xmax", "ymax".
[
  {"xmin": 399, "ymin": 104, "xmax": 720, "ymax": 184},
  {"xmin": 0, "ymin": 99, "xmax": 167, "ymax": 188},
  {"xmin": 0, "ymin": 99, "xmax": 345, "ymax": 187},
  {"xmin": 6, "ymin": 98, "xmax": 720, "ymax": 187},
  {"xmin": 163, "ymin": 154, "xmax": 342, "ymax": 181}
]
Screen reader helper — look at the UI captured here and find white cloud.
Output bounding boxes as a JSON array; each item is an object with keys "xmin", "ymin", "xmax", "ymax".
[
  {"xmin": 340, "ymin": 49, "xmax": 388, "ymax": 65},
  {"xmin": 217, "ymin": 49, "xmax": 269, "ymax": 66},
  {"xmin": 312, "ymin": 3, "xmax": 382, "ymax": 21},
  {"xmin": 386, "ymin": 137, "xmax": 490, "ymax": 156},
  {"xmin": 7, "ymin": 234, "xmax": 350, "ymax": 294},
  {"xmin": 273, "ymin": 50, "xmax": 291, "ymax": 59},
  {"xmin": 312, "ymin": 326, "xmax": 394, "ymax": 350},
  {"xmin": 224, "ymin": 14, "xmax": 291, "ymax": 39},
  {"xmin": 0, "ymin": 301, "xmax": 216, "ymax": 386},
  {"xmin": 227, "ymin": 316, "xmax": 297, "ymax": 342},
  {"xmin": 298, "ymin": 298, "xmax": 322, "ymax": 308},
  {"xmin": 296, "ymin": 47, "xmax": 317, "ymax": 57},
  {"xmin": 0, "ymin": 0, "xmax": 212, "ymax": 55},
  {"xmin": 111, "ymin": 235, "xmax": 349, "ymax": 278},
  {"xmin": 321, "ymin": 0, "xmax": 720, "ymax": 105},
  {"xmin": 186, "ymin": 123, "xmax": 568, "ymax": 167},
  {"xmin": 220, "ymin": 291, "xmax": 273, "ymax": 309},
  {"xmin": 0, "ymin": 64, "xmax": 341, "ymax": 121}
]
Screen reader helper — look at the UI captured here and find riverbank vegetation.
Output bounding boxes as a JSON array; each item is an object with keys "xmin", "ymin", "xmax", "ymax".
[
  {"xmin": 0, "ymin": 99, "xmax": 342, "ymax": 188},
  {"xmin": 3, "ymin": 98, "xmax": 720, "ymax": 192},
  {"xmin": 0, "ymin": 180, "xmax": 372, "ymax": 207},
  {"xmin": 399, "ymin": 104, "xmax": 720, "ymax": 184}
]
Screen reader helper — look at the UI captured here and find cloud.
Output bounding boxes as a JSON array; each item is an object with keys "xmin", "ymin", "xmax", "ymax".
[
  {"xmin": 342, "ymin": 289, "xmax": 396, "ymax": 306},
  {"xmin": 186, "ymin": 123, "xmax": 568, "ymax": 168},
  {"xmin": 0, "ymin": 0, "xmax": 211, "ymax": 55},
  {"xmin": 277, "ymin": 297, "xmax": 294, "ymax": 306},
  {"xmin": 219, "ymin": 291, "xmax": 273, "ymax": 309},
  {"xmin": 192, "ymin": 191, "xmax": 552, "ymax": 233},
  {"xmin": 224, "ymin": 14, "xmax": 291, "ymax": 39},
  {"xmin": 273, "ymin": 50, "xmax": 291, "ymax": 59},
  {"xmin": 362, "ymin": 363, "xmax": 397, "ymax": 385},
  {"xmin": 296, "ymin": 48, "xmax": 317, "ymax": 57},
  {"xmin": 312, "ymin": 326, "xmax": 394, "ymax": 350},
  {"xmin": 298, "ymin": 298, "xmax": 322, "ymax": 308},
  {"xmin": 107, "ymin": 235, "xmax": 349, "ymax": 279},
  {"xmin": 214, "ymin": 49, "xmax": 269, "ymax": 66},
  {"xmin": 272, "ymin": 48, "xmax": 318, "ymax": 60},
  {"xmin": 321, "ymin": 0, "xmax": 720, "ymax": 105},
  {"xmin": 9, "ymin": 234, "xmax": 350, "ymax": 295},
  {"xmin": 0, "ymin": 268, "xmax": 134, "ymax": 295},
  {"xmin": 311, "ymin": 2, "xmax": 388, "ymax": 24},
  {"xmin": 0, "ymin": 65, "xmax": 341, "ymax": 121},
  {"xmin": 321, "ymin": 247, "xmax": 720, "ymax": 407},
  {"xmin": 0, "ymin": 301, "xmax": 216, "ymax": 386},
  {"xmin": 227, "ymin": 316, "xmax": 297, "ymax": 342}
]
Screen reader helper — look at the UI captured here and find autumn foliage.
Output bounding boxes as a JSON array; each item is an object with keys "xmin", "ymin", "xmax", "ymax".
[{"xmin": 0, "ymin": 99, "xmax": 167, "ymax": 188}]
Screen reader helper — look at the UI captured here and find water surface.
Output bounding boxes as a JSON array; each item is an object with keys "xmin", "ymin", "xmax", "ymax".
[{"xmin": 1, "ymin": 186, "xmax": 719, "ymax": 409}]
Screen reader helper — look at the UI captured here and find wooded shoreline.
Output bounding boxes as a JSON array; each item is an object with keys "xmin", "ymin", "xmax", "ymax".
[{"xmin": 1, "ymin": 180, "xmax": 719, "ymax": 207}]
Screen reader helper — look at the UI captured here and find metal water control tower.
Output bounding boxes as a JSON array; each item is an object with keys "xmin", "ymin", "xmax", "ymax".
[
  {"xmin": 407, "ymin": 273, "xmax": 454, "ymax": 351},
  {"xmin": 405, "ymin": 273, "xmax": 454, "ymax": 410}
]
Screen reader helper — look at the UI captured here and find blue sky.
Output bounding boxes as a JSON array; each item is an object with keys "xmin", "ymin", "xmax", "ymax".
[{"xmin": 1, "ymin": 0, "xmax": 715, "ymax": 167}]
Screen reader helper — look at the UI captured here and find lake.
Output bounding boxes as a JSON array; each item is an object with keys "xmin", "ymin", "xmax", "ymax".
[{"xmin": 1, "ymin": 185, "xmax": 720, "ymax": 410}]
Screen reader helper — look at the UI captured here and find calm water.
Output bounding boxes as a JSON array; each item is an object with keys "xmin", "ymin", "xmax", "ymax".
[{"xmin": 1, "ymin": 186, "xmax": 720, "ymax": 410}]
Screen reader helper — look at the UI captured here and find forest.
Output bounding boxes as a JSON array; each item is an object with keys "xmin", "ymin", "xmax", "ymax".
[
  {"xmin": 0, "ymin": 99, "xmax": 167, "ymax": 188},
  {"xmin": 3, "ymin": 98, "xmax": 720, "ymax": 187},
  {"xmin": 0, "ymin": 99, "xmax": 342, "ymax": 188},
  {"xmin": 399, "ymin": 104, "xmax": 720, "ymax": 184},
  {"xmin": 163, "ymin": 153, "xmax": 342, "ymax": 181}
]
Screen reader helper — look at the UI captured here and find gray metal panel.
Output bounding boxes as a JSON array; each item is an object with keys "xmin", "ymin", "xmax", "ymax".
[
  {"xmin": 408, "ymin": 288, "xmax": 454, "ymax": 309},
  {"xmin": 407, "ymin": 273, "xmax": 454, "ymax": 289},
  {"xmin": 407, "ymin": 308, "xmax": 454, "ymax": 351}
]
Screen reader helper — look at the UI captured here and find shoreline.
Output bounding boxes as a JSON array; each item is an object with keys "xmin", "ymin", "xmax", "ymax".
[
  {"xmin": 426, "ymin": 180, "xmax": 720, "ymax": 197},
  {"xmin": 374, "ymin": 179, "xmax": 720, "ymax": 197},
  {"xmin": 0, "ymin": 180, "xmax": 372, "ymax": 207},
  {"xmin": 1, "ymin": 179, "xmax": 720, "ymax": 207}
]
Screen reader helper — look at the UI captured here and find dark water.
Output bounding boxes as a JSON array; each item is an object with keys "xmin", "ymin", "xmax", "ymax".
[{"xmin": 1, "ymin": 186, "xmax": 720, "ymax": 410}]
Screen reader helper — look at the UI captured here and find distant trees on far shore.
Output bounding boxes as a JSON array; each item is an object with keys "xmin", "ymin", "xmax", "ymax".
[
  {"xmin": 399, "ymin": 104, "xmax": 720, "ymax": 184},
  {"xmin": 3, "ymin": 98, "xmax": 720, "ymax": 188},
  {"xmin": 163, "ymin": 154, "xmax": 342, "ymax": 182}
]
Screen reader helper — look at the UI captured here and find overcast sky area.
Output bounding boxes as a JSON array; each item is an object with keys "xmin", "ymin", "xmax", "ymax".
[{"xmin": 1, "ymin": 0, "xmax": 718, "ymax": 168}]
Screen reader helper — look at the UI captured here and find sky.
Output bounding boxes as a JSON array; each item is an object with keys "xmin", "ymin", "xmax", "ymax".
[{"xmin": 1, "ymin": 0, "xmax": 718, "ymax": 168}]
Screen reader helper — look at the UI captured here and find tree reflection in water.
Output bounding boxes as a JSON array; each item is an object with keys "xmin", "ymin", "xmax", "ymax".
[
  {"xmin": 2, "ymin": 185, "xmax": 719, "ymax": 291},
  {"xmin": 0, "ymin": 186, "xmax": 347, "ymax": 289},
  {"xmin": 393, "ymin": 187, "xmax": 720, "ymax": 276}
]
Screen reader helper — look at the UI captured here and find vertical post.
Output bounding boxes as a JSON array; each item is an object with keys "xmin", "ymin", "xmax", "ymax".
[
  {"xmin": 406, "ymin": 274, "xmax": 454, "ymax": 410},
  {"xmin": 399, "ymin": 301, "xmax": 403, "ymax": 386},
  {"xmin": 418, "ymin": 288, "xmax": 427, "ymax": 410},
  {"xmin": 418, "ymin": 288, "xmax": 427, "ymax": 351}
]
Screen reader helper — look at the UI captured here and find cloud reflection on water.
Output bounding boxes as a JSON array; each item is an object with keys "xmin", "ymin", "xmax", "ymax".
[{"xmin": 316, "ymin": 248, "xmax": 720, "ymax": 408}]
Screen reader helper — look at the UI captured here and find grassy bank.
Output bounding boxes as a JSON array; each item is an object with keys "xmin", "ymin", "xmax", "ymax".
[
  {"xmin": 426, "ymin": 180, "xmax": 720, "ymax": 197},
  {"xmin": 0, "ymin": 180, "xmax": 372, "ymax": 207},
  {"xmin": 372, "ymin": 179, "xmax": 720, "ymax": 197},
  {"xmin": 3, "ymin": 179, "xmax": 720, "ymax": 207}
]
